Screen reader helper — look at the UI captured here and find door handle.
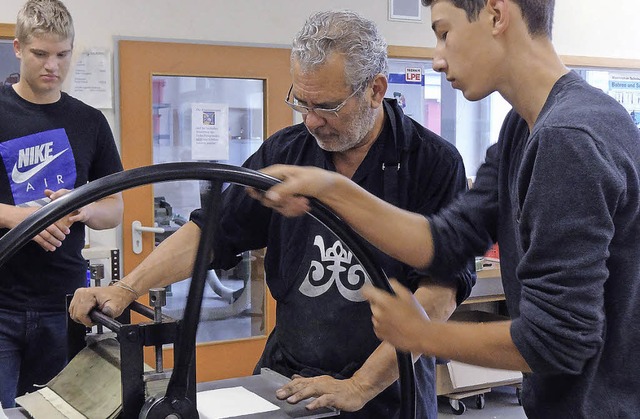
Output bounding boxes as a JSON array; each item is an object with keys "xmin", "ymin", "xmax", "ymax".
[{"xmin": 132, "ymin": 220, "xmax": 165, "ymax": 254}]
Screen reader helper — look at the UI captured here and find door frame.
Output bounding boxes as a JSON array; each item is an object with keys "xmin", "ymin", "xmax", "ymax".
[
  {"xmin": 0, "ymin": 23, "xmax": 14, "ymax": 38},
  {"xmin": 118, "ymin": 39, "xmax": 291, "ymax": 382}
]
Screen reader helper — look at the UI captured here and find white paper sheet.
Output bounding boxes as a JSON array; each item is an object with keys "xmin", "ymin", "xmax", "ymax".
[
  {"xmin": 191, "ymin": 103, "xmax": 229, "ymax": 160},
  {"xmin": 197, "ymin": 386, "xmax": 279, "ymax": 419},
  {"xmin": 70, "ymin": 48, "xmax": 113, "ymax": 109}
]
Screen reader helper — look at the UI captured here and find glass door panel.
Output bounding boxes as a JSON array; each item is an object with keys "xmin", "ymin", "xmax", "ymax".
[{"xmin": 151, "ymin": 75, "xmax": 265, "ymax": 344}]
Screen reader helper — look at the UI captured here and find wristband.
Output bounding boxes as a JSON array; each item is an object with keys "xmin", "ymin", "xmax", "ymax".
[{"xmin": 110, "ymin": 280, "xmax": 140, "ymax": 300}]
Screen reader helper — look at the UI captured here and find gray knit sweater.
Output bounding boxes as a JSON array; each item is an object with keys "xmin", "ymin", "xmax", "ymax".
[{"xmin": 428, "ymin": 71, "xmax": 640, "ymax": 418}]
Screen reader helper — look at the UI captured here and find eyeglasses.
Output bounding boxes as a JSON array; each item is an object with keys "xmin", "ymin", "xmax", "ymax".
[{"xmin": 284, "ymin": 84, "xmax": 363, "ymax": 119}]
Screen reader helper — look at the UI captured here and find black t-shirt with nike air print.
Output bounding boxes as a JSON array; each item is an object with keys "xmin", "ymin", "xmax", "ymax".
[{"xmin": 0, "ymin": 85, "xmax": 122, "ymax": 312}]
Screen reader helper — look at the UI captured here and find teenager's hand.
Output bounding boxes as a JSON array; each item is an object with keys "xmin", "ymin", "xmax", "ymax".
[{"xmin": 362, "ymin": 279, "xmax": 432, "ymax": 354}]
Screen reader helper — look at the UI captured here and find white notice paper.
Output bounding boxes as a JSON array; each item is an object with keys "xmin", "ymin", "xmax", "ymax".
[
  {"xmin": 191, "ymin": 103, "xmax": 229, "ymax": 160},
  {"xmin": 197, "ymin": 386, "xmax": 279, "ymax": 419},
  {"xmin": 70, "ymin": 48, "xmax": 113, "ymax": 109}
]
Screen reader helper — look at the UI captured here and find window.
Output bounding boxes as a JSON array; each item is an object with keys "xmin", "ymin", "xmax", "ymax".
[
  {"xmin": 387, "ymin": 58, "xmax": 640, "ymax": 179},
  {"xmin": 387, "ymin": 58, "xmax": 508, "ymax": 177}
]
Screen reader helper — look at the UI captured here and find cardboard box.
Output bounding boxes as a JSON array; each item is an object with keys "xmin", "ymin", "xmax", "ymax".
[
  {"xmin": 436, "ymin": 311, "xmax": 522, "ymax": 395},
  {"xmin": 437, "ymin": 362, "xmax": 522, "ymax": 395}
]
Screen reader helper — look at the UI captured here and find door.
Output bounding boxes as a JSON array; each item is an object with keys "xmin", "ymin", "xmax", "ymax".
[{"xmin": 118, "ymin": 40, "xmax": 292, "ymax": 383}]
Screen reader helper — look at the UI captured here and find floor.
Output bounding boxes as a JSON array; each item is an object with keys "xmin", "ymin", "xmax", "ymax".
[{"xmin": 437, "ymin": 386, "xmax": 526, "ymax": 418}]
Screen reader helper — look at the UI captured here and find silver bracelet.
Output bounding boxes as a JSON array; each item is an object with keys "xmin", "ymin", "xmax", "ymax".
[{"xmin": 110, "ymin": 281, "xmax": 140, "ymax": 300}]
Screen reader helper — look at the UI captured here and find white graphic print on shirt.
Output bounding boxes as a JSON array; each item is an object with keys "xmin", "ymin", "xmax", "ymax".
[
  {"xmin": 299, "ymin": 235, "xmax": 372, "ymax": 302},
  {"xmin": 0, "ymin": 128, "xmax": 76, "ymax": 206}
]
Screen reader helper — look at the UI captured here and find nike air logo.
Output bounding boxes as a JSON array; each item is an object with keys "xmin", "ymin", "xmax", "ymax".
[{"xmin": 11, "ymin": 148, "xmax": 69, "ymax": 184}]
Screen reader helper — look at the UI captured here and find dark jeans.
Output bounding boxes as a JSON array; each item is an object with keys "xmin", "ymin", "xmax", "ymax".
[{"xmin": 0, "ymin": 308, "xmax": 67, "ymax": 408}]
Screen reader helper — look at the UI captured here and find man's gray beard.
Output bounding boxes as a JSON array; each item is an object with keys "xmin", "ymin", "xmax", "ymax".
[{"xmin": 313, "ymin": 100, "xmax": 378, "ymax": 153}]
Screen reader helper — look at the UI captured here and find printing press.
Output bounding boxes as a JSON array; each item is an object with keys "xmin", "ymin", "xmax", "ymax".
[{"xmin": 0, "ymin": 162, "xmax": 416, "ymax": 419}]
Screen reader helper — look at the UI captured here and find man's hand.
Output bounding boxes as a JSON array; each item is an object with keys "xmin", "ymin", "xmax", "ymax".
[
  {"xmin": 362, "ymin": 279, "xmax": 431, "ymax": 354},
  {"xmin": 276, "ymin": 374, "xmax": 369, "ymax": 412},
  {"xmin": 1, "ymin": 203, "xmax": 71, "ymax": 252},
  {"xmin": 46, "ymin": 188, "xmax": 94, "ymax": 225},
  {"xmin": 69, "ymin": 285, "xmax": 136, "ymax": 327}
]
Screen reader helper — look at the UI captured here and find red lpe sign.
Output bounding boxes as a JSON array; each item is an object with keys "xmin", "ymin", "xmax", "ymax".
[{"xmin": 405, "ymin": 67, "xmax": 422, "ymax": 83}]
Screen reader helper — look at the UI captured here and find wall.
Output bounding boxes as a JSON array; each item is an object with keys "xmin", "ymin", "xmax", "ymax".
[{"xmin": 2, "ymin": 1, "xmax": 640, "ymax": 60}]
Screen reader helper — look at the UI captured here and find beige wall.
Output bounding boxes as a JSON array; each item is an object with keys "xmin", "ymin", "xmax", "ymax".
[{"xmin": 2, "ymin": 0, "xmax": 640, "ymax": 58}]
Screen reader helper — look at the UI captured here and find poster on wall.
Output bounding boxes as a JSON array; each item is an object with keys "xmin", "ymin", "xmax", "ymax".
[
  {"xmin": 608, "ymin": 73, "xmax": 640, "ymax": 111},
  {"xmin": 191, "ymin": 103, "xmax": 229, "ymax": 161},
  {"xmin": 70, "ymin": 48, "xmax": 113, "ymax": 109},
  {"xmin": 608, "ymin": 73, "xmax": 640, "ymax": 127}
]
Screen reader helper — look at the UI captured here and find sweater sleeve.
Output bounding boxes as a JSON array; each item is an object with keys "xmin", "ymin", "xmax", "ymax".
[
  {"xmin": 409, "ymin": 141, "xmax": 478, "ymax": 304},
  {"xmin": 510, "ymin": 126, "xmax": 618, "ymax": 375},
  {"xmin": 428, "ymin": 144, "xmax": 500, "ymax": 277}
]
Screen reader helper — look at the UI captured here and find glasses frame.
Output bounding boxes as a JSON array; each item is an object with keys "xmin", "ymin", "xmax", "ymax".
[{"xmin": 284, "ymin": 84, "xmax": 363, "ymax": 119}]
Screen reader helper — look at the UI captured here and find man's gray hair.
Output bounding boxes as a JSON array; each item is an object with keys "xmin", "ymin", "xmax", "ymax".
[
  {"xmin": 291, "ymin": 10, "xmax": 388, "ymax": 91},
  {"xmin": 16, "ymin": 0, "xmax": 74, "ymax": 45}
]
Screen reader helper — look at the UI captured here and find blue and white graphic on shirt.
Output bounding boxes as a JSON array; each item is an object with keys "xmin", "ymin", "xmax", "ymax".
[
  {"xmin": 299, "ymin": 235, "xmax": 372, "ymax": 302},
  {"xmin": 0, "ymin": 128, "xmax": 76, "ymax": 206}
]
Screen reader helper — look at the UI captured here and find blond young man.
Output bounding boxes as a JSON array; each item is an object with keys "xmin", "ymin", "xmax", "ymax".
[{"xmin": 0, "ymin": 0, "xmax": 123, "ymax": 407}]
